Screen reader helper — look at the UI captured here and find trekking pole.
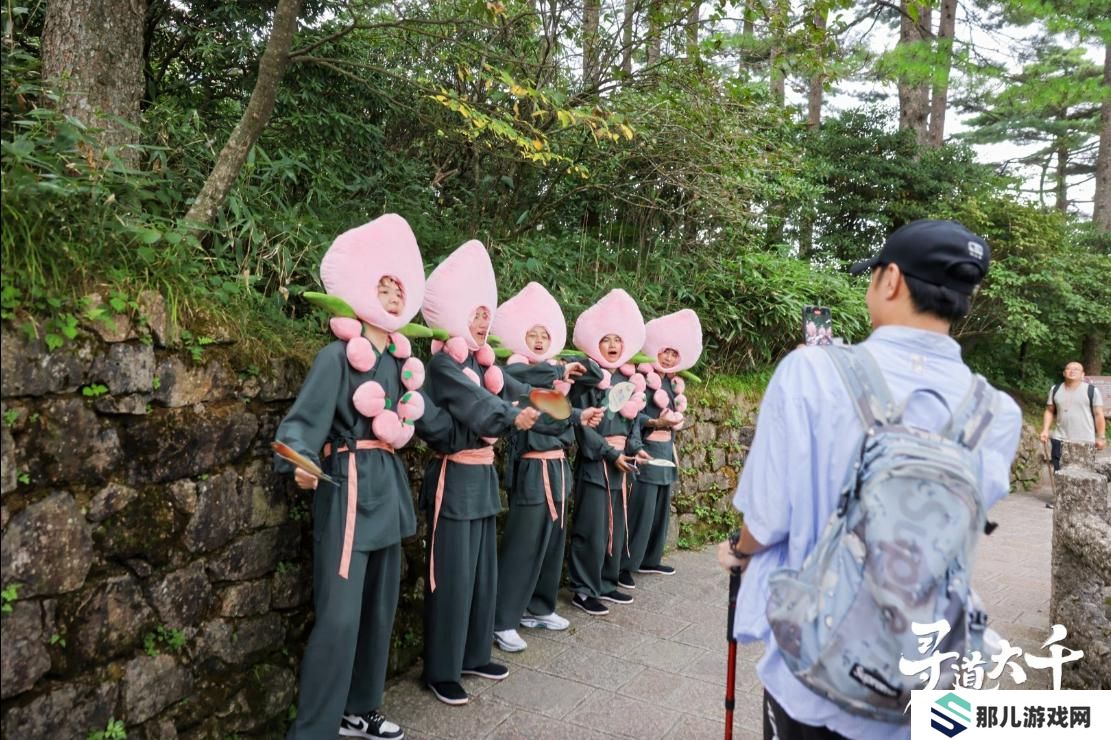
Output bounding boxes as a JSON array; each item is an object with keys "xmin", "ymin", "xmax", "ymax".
[
  {"xmin": 725, "ymin": 567, "xmax": 740, "ymax": 740},
  {"xmin": 1042, "ymin": 439, "xmax": 1057, "ymax": 507}
]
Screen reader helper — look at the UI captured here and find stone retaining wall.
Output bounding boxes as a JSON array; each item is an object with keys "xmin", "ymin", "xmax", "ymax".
[{"xmin": 1049, "ymin": 441, "xmax": 1111, "ymax": 689}]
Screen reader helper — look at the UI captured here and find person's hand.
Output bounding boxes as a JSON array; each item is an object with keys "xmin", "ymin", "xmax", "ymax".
[
  {"xmin": 1097, "ymin": 438, "xmax": 1107, "ymax": 450},
  {"xmin": 717, "ymin": 540, "xmax": 750, "ymax": 573},
  {"xmin": 294, "ymin": 468, "xmax": 319, "ymax": 490},
  {"xmin": 635, "ymin": 449, "xmax": 652, "ymax": 464},
  {"xmin": 615, "ymin": 454, "xmax": 636, "ymax": 473},
  {"xmin": 564, "ymin": 361, "xmax": 586, "ymax": 381},
  {"xmin": 1039, "ymin": 430, "xmax": 1050, "ymax": 444},
  {"xmin": 515, "ymin": 407, "xmax": 541, "ymax": 431},
  {"xmin": 579, "ymin": 407, "xmax": 603, "ymax": 428}
]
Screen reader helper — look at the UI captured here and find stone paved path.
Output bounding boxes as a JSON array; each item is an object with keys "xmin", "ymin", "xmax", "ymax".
[{"xmin": 380, "ymin": 487, "xmax": 1053, "ymax": 739}]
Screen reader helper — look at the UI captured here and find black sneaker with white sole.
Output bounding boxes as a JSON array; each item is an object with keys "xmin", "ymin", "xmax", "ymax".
[
  {"xmin": 618, "ymin": 571, "xmax": 636, "ymax": 589},
  {"xmin": 637, "ymin": 564, "xmax": 676, "ymax": 575},
  {"xmin": 598, "ymin": 589, "xmax": 634, "ymax": 604},
  {"xmin": 461, "ymin": 662, "xmax": 509, "ymax": 680},
  {"xmin": 571, "ymin": 593, "xmax": 609, "ymax": 615},
  {"xmin": 427, "ymin": 681, "xmax": 469, "ymax": 706},
  {"xmin": 340, "ymin": 710, "xmax": 405, "ymax": 739}
]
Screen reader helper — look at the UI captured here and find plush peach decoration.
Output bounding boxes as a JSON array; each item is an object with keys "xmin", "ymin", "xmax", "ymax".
[
  {"xmin": 431, "ymin": 339, "xmax": 444, "ymax": 354},
  {"xmin": 481, "ymin": 436, "xmax": 498, "ymax": 446},
  {"xmin": 635, "ymin": 391, "xmax": 647, "ymax": 410},
  {"xmin": 320, "ymin": 214, "xmax": 425, "ymax": 332},
  {"xmin": 475, "ymin": 343, "xmax": 495, "ymax": 367},
  {"xmin": 353, "ymin": 381, "xmax": 386, "ymax": 418},
  {"xmin": 553, "ymin": 379, "xmax": 572, "ymax": 396},
  {"xmin": 508, "ymin": 353, "xmax": 530, "ymax": 365},
  {"xmin": 422, "ymin": 240, "xmax": 498, "ymax": 351},
  {"xmin": 391, "ymin": 423, "xmax": 415, "ymax": 448},
  {"xmin": 645, "ymin": 371, "xmax": 662, "ymax": 390},
  {"xmin": 672, "ymin": 377, "xmax": 686, "ymax": 395},
  {"xmin": 619, "ymin": 400, "xmax": 640, "ymax": 419},
  {"xmin": 462, "ymin": 367, "xmax": 482, "ymax": 385},
  {"xmin": 571, "ymin": 289, "xmax": 645, "ymax": 369},
  {"xmin": 389, "ymin": 332, "xmax": 412, "ymax": 359},
  {"xmin": 620, "ymin": 363, "xmax": 636, "ymax": 378},
  {"xmin": 346, "ymin": 337, "xmax": 376, "ymax": 373},
  {"xmin": 444, "ymin": 336, "xmax": 469, "ymax": 364},
  {"xmin": 397, "ymin": 391, "xmax": 425, "ymax": 422},
  {"xmin": 674, "ymin": 394, "xmax": 688, "ymax": 413},
  {"xmin": 629, "ymin": 373, "xmax": 646, "ymax": 393},
  {"xmin": 330, "ymin": 317, "xmax": 362, "ymax": 341},
  {"xmin": 598, "ymin": 369, "xmax": 612, "ymax": 391},
  {"xmin": 400, "ymin": 357, "xmax": 425, "ymax": 391},
  {"xmin": 372, "ymin": 410, "xmax": 402, "ymax": 442},
  {"xmin": 642, "ymin": 309, "xmax": 703, "ymax": 373},
  {"xmin": 653, "ymin": 389, "xmax": 670, "ymax": 409},
  {"xmin": 638, "ymin": 362, "xmax": 653, "ymax": 374},
  {"xmin": 491, "ymin": 281, "xmax": 567, "ymax": 362},
  {"xmin": 484, "ymin": 365, "xmax": 504, "ymax": 395}
]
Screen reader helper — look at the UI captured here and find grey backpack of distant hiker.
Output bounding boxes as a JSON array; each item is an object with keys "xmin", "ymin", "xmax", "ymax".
[{"xmin": 765, "ymin": 345, "xmax": 996, "ymax": 724}]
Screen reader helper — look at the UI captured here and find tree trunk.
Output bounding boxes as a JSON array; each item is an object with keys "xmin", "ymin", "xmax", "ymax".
[
  {"xmin": 926, "ymin": 0, "xmax": 956, "ymax": 148},
  {"xmin": 1082, "ymin": 333, "xmax": 1104, "ymax": 375},
  {"xmin": 807, "ymin": 9, "xmax": 827, "ymax": 130},
  {"xmin": 184, "ymin": 0, "xmax": 302, "ymax": 229},
  {"xmin": 583, "ymin": 0, "xmax": 601, "ymax": 88},
  {"xmin": 1094, "ymin": 42, "xmax": 1111, "ymax": 232},
  {"xmin": 739, "ymin": 0, "xmax": 756, "ymax": 75},
  {"xmin": 620, "ymin": 1, "xmax": 635, "ymax": 76},
  {"xmin": 898, "ymin": 0, "xmax": 931, "ymax": 147},
  {"xmin": 1055, "ymin": 138, "xmax": 1069, "ymax": 213},
  {"xmin": 41, "ymin": 0, "xmax": 147, "ymax": 165},
  {"xmin": 685, "ymin": 1, "xmax": 699, "ymax": 64},
  {"xmin": 646, "ymin": 0, "xmax": 661, "ymax": 67},
  {"xmin": 769, "ymin": 0, "xmax": 788, "ymax": 107}
]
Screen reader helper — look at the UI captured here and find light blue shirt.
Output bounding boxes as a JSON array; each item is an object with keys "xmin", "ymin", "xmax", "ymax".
[{"xmin": 731, "ymin": 326, "xmax": 1022, "ymax": 739}]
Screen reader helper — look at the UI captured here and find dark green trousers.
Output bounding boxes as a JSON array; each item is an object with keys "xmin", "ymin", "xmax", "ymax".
[
  {"xmin": 287, "ymin": 539, "xmax": 400, "ymax": 740},
  {"xmin": 569, "ymin": 478, "xmax": 626, "ymax": 598},
  {"xmin": 494, "ymin": 501, "xmax": 566, "ymax": 630},
  {"xmin": 421, "ymin": 515, "xmax": 497, "ymax": 683},
  {"xmin": 624, "ymin": 480, "xmax": 673, "ymax": 574}
]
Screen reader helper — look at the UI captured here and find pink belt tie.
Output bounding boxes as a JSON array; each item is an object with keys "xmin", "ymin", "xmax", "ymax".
[
  {"xmin": 429, "ymin": 446, "xmax": 497, "ymax": 592},
  {"xmin": 521, "ymin": 450, "xmax": 567, "ymax": 526},
  {"xmin": 602, "ymin": 435, "xmax": 629, "ymax": 556},
  {"xmin": 323, "ymin": 440, "xmax": 396, "ymax": 580}
]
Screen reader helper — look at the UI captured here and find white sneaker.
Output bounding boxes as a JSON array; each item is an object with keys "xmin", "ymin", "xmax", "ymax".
[
  {"xmin": 519, "ymin": 612, "xmax": 570, "ymax": 631},
  {"xmin": 493, "ymin": 629, "xmax": 527, "ymax": 652}
]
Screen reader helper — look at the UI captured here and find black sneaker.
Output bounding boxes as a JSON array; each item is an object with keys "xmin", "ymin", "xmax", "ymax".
[
  {"xmin": 461, "ymin": 662, "xmax": 509, "ymax": 680},
  {"xmin": 571, "ymin": 593, "xmax": 610, "ymax": 615},
  {"xmin": 598, "ymin": 590, "xmax": 634, "ymax": 604},
  {"xmin": 618, "ymin": 571, "xmax": 636, "ymax": 589},
  {"xmin": 1045, "ymin": 502, "xmax": 1055, "ymax": 510},
  {"xmin": 340, "ymin": 710, "xmax": 405, "ymax": 739},
  {"xmin": 427, "ymin": 681, "xmax": 469, "ymax": 706},
  {"xmin": 637, "ymin": 564, "xmax": 676, "ymax": 575}
]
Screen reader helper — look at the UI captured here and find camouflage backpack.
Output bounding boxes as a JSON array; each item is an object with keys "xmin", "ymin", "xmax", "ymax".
[{"xmin": 765, "ymin": 345, "xmax": 995, "ymax": 723}]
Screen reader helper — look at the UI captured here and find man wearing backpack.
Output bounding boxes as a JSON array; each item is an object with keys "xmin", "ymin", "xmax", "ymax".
[
  {"xmin": 1039, "ymin": 361, "xmax": 1106, "ymax": 474},
  {"xmin": 718, "ymin": 219, "xmax": 1022, "ymax": 739}
]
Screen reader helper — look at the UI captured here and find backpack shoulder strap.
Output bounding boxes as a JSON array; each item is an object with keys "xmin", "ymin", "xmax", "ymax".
[
  {"xmin": 941, "ymin": 374, "xmax": 996, "ymax": 450},
  {"xmin": 1050, "ymin": 383, "xmax": 1061, "ymax": 412},
  {"xmin": 1088, "ymin": 382, "xmax": 1096, "ymax": 412},
  {"xmin": 822, "ymin": 345, "xmax": 896, "ymax": 429}
]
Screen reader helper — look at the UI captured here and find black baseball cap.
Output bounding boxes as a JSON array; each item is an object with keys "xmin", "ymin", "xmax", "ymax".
[{"xmin": 849, "ymin": 219, "xmax": 990, "ymax": 295}]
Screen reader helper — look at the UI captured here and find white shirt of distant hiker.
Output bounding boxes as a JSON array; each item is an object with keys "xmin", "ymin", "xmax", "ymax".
[{"xmin": 1046, "ymin": 362, "xmax": 1103, "ymax": 443}]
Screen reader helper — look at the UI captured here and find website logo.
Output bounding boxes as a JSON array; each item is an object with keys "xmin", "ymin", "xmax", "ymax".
[{"xmin": 931, "ymin": 692, "xmax": 972, "ymax": 738}]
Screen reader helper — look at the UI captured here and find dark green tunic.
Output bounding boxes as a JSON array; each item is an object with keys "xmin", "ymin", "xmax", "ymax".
[
  {"xmin": 568, "ymin": 365, "xmax": 645, "ymax": 598},
  {"xmin": 418, "ymin": 349, "xmax": 561, "ymax": 683},
  {"xmin": 494, "ymin": 361, "xmax": 601, "ymax": 630},
  {"xmin": 624, "ymin": 374, "xmax": 679, "ymax": 575},
  {"xmin": 275, "ymin": 340, "xmax": 429, "ymax": 740}
]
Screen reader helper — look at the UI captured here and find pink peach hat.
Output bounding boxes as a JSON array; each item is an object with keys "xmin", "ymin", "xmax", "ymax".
[
  {"xmin": 422, "ymin": 240, "xmax": 498, "ymax": 351},
  {"xmin": 643, "ymin": 309, "xmax": 703, "ymax": 373},
  {"xmin": 491, "ymin": 282, "xmax": 566, "ymax": 362},
  {"xmin": 572, "ymin": 289, "xmax": 645, "ymax": 369},
  {"xmin": 319, "ymin": 214, "xmax": 425, "ymax": 332}
]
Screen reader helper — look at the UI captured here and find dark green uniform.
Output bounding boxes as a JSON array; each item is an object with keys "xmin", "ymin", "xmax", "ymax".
[
  {"xmin": 277, "ymin": 341, "xmax": 447, "ymax": 740},
  {"xmin": 624, "ymin": 375, "xmax": 678, "ymax": 576},
  {"xmin": 568, "ymin": 366, "xmax": 644, "ymax": 599},
  {"xmin": 418, "ymin": 350, "xmax": 560, "ymax": 684},
  {"xmin": 494, "ymin": 362, "xmax": 602, "ymax": 631}
]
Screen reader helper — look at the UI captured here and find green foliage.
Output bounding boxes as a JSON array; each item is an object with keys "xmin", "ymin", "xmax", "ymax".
[
  {"xmin": 143, "ymin": 625, "xmax": 187, "ymax": 656},
  {"xmin": 87, "ymin": 718, "xmax": 127, "ymax": 740},
  {"xmin": 3, "ymin": 409, "xmax": 19, "ymax": 426},
  {"xmin": 81, "ymin": 384, "xmax": 109, "ymax": 398},
  {"xmin": 1, "ymin": 583, "xmax": 20, "ymax": 614}
]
